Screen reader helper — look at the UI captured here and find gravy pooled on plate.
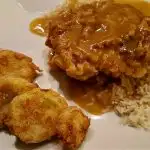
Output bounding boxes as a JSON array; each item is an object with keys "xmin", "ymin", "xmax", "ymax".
[
  {"xmin": 30, "ymin": 0, "xmax": 150, "ymax": 115},
  {"xmin": 30, "ymin": 0, "xmax": 150, "ymax": 36}
]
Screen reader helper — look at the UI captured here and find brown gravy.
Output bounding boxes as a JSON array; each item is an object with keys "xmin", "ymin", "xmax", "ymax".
[
  {"xmin": 115, "ymin": 0, "xmax": 150, "ymax": 16},
  {"xmin": 51, "ymin": 70, "xmax": 114, "ymax": 115},
  {"xmin": 30, "ymin": 0, "xmax": 150, "ymax": 37},
  {"xmin": 30, "ymin": 0, "xmax": 150, "ymax": 115},
  {"xmin": 30, "ymin": 17, "xmax": 50, "ymax": 37}
]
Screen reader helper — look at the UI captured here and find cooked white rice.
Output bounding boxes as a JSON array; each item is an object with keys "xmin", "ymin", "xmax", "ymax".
[{"xmin": 113, "ymin": 77, "xmax": 150, "ymax": 130}]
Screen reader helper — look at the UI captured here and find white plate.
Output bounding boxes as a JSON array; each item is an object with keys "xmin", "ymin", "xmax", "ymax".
[{"xmin": 0, "ymin": 0, "xmax": 150, "ymax": 150}]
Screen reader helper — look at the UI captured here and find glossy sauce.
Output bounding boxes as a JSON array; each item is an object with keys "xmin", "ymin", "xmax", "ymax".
[
  {"xmin": 51, "ymin": 70, "xmax": 114, "ymax": 115},
  {"xmin": 30, "ymin": 17, "xmax": 49, "ymax": 36},
  {"xmin": 30, "ymin": 0, "xmax": 150, "ymax": 37},
  {"xmin": 115, "ymin": 0, "xmax": 150, "ymax": 16},
  {"xmin": 30, "ymin": 0, "xmax": 150, "ymax": 115}
]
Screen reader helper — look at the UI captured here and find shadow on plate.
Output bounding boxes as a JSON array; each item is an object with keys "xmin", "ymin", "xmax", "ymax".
[
  {"xmin": 15, "ymin": 137, "xmax": 60, "ymax": 150},
  {"xmin": 1, "ymin": 126, "xmax": 70, "ymax": 150},
  {"xmin": 0, "ymin": 126, "xmax": 12, "ymax": 135},
  {"xmin": 15, "ymin": 137, "xmax": 73, "ymax": 150}
]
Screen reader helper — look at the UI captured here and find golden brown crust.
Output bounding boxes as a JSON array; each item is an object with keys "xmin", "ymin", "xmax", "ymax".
[
  {"xmin": 0, "ymin": 76, "xmax": 38, "ymax": 128},
  {"xmin": 0, "ymin": 49, "xmax": 41, "ymax": 82},
  {"xmin": 5, "ymin": 88, "xmax": 68, "ymax": 143},
  {"xmin": 46, "ymin": 0, "xmax": 150, "ymax": 80},
  {"xmin": 56, "ymin": 106, "xmax": 90, "ymax": 149}
]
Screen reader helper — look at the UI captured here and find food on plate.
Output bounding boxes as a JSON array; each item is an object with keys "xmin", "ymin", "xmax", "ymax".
[
  {"xmin": 0, "ymin": 76, "xmax": 37, "ymax": 128},
  {"xmin": 29, "ymin": 0, "xmax": 150, "ymax": 134},
  {"xmin": 0, "ymin": 50, "xmax": 41, "ymax": 81},
  {"xmin": 0, "ymin": 48, "xmax": 90, "ymax": 148},
  {"xmin": 5, "ymin": 88, "xmax": 68, "ymax": 143},
  {"xmin": 44, "ymin": 0, "xmax": 150, "ymax": 132},
  {"xmin": 51, "ymin": 70, "xmax": 114, "ymax": 115},
  {"xmin": 112, "ymin": 75, "xmax": 150, "ymax": 130},
  {"xmin": 56, "ymin": 106, "xmax": 90, "ymax": 149},
  {"xmin": 45, "ymin": 0, "xmax": 150, "ymax": 80}
]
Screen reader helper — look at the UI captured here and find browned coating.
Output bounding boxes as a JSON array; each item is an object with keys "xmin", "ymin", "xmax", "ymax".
[
  {"xmin": 56, "ymin": 106, "xmax": 90, "ymax": 149},
  {"xmin": 0, "ymin": 50, "xmax": 41, "ymax": 82},
  {"xmin": 46, "ymin": 0, "xmax": 150, "ymax": 80},
  {"xmin": 5, "ymin": 88, "xmax": 68, "ymax": 143},
  {"xmin": 0, "ymin": 76, "xmax": 37, "ymax": 128}
]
